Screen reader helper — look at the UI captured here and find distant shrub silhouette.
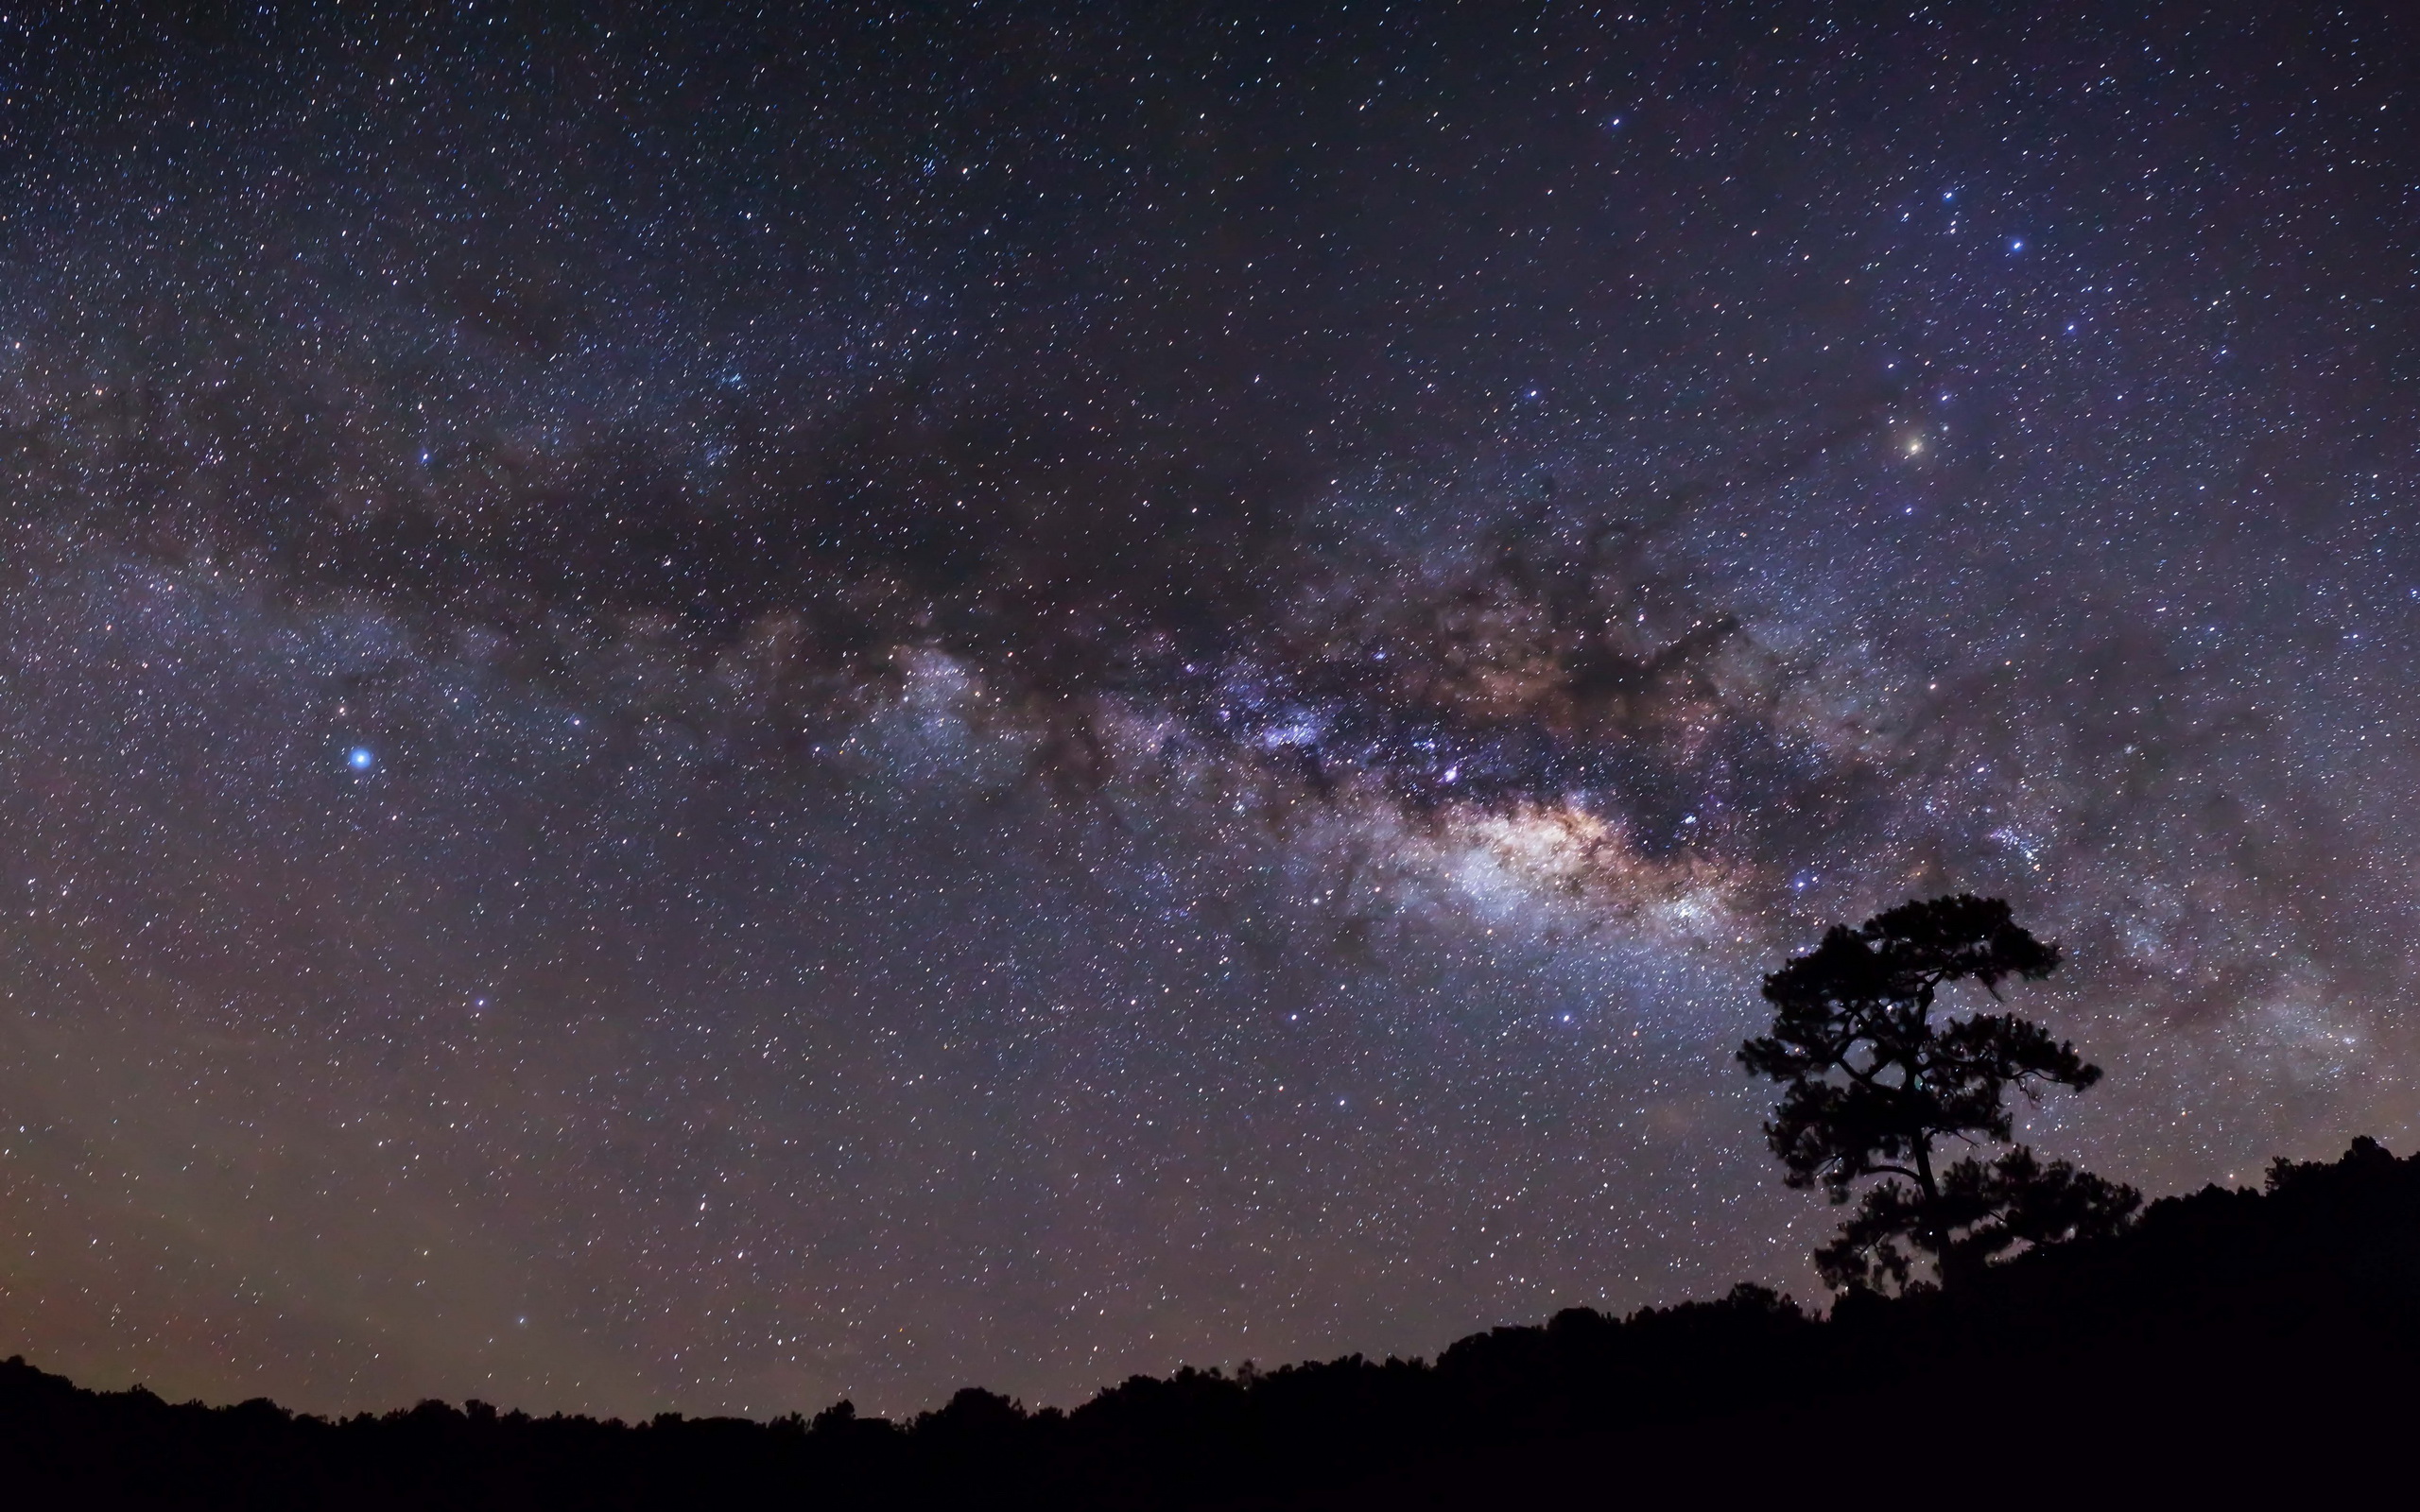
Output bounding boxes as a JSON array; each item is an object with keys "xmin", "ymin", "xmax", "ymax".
[{"xmin": 1739, "ymin": 895, "xmax": 2139, "ymax": 1291}]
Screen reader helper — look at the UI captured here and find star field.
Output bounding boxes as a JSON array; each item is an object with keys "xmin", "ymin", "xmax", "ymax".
[{"xmin": 0, "ymin": 4, "xmax": 2415, "ymax": 1419}]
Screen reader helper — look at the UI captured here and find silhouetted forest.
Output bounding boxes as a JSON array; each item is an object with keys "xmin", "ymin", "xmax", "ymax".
[{"xmin": 6, "ymin": 1137, "xmax": 2419, "ymax": 1508}]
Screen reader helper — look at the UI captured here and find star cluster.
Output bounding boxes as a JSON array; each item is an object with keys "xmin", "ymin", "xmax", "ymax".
[{"xmin": 0, "ymin": 4, "xmax": 2414, "ymax": 1418}]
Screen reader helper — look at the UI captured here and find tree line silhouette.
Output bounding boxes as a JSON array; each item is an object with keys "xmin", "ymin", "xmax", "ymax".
[{"xmin": 3, "ymin": 898, "xmax": 2415, "ymax": 1507}]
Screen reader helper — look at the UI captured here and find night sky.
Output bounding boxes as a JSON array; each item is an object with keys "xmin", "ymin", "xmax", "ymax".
[{"xmin": 1, "ymin": 4, "xmax": 2415, "ymax": 1420}]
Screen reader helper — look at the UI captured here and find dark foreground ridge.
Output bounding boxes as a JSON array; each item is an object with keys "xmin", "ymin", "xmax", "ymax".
[{"xmin": 8, "ymin": 1139, "xmax": 2420, "ymax": 1509}]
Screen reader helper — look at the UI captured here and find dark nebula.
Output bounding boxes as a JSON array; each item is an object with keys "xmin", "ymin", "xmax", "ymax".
[{"xmin": 0, "ymin": 4, "xmax": 2413, "ymax": 1418}]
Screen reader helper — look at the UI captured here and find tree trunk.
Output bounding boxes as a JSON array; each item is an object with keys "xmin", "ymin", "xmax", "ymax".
[{"xmin": 1912, "ymin": 1139, "xmax": 1959, "ymax": 1286}]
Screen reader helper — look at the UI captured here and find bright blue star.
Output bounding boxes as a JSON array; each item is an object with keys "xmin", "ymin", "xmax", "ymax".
[{"xmin": 347, "ymin": 747, "xmax": 375, "ymax": 771}]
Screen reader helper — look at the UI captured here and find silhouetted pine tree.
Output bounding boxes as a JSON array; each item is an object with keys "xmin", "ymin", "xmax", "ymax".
[{"xmin": 1740, "ymin": 895, "xmax": 2139, "ymax": 1291}]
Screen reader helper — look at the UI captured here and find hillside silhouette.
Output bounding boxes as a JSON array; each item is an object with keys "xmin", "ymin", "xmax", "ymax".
[{"xmin": 5, "ymin": 1138, "xmax": 2417, "ymax": 1508}]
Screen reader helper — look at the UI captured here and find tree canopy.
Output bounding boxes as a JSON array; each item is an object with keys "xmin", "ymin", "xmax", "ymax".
[{"xmin": 1740, "ymin": 895, "xmax": 2139, "ymax": 1290}]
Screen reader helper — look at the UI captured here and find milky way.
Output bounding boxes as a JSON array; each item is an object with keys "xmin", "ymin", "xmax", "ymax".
[{"xmin": 1, "ymin": 6, "xmax": 2415, "ymax": 1418}]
